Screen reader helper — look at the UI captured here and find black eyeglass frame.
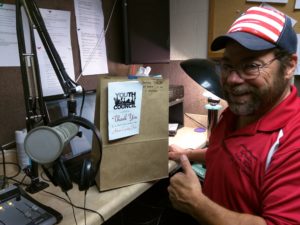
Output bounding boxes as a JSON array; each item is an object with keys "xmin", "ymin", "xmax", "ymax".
[{"xmin": 219, "ymin": 57, "xmax": 279, "ymax": 80}]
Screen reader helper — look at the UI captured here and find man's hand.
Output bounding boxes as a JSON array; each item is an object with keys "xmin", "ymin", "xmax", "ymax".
[
  {"xmin": 168, "ymin": 155, "xmax": 203, "ymax": 214},
  {"xmin": 168, "ymin": 144, "xmax": 188, "ymax": 161},
  {"xmin": 168, "ymin": 156, "xmax": 267, "ymax": 225},
  {"xmin": 169, "ymin": 144, "xmax": 207, "ymax": 164}
]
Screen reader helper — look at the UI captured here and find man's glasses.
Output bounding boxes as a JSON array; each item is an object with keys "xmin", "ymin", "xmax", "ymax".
[{"xmin": 220, "ymin": 57, "xmax": 278, "ymax": 80}]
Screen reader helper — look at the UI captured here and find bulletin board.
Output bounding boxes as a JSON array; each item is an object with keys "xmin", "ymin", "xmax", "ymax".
[
  {"xmin": 208, "ymin": 0, "xmax": 300, "ymax": 59},
  {"xmin": 0, "ymin": 0, "xmax": 129, "ymax": 145}
]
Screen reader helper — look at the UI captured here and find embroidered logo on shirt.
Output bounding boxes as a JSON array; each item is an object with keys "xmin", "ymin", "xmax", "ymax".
[{"xmin": 234, "ymin": 144, "xmax": 257, "ymax": 177}]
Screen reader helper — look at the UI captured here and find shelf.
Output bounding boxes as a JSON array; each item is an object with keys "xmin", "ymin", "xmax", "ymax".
[
  {"xmin": 169, "ymin": 98, "xmax": 184, "ymax": 125},
  {"xmin": 169, "ymin": 98, "xmax": 184, "ymax": 107}
]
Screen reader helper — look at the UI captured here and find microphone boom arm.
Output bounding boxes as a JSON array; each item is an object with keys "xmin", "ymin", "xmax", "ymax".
[
  {"xmin": 16, "ymin": 0, "xmax": 83, "ymax": 193},
  {"xmin": 19, "ymin": 0, "xmax": 80, "ymax": 96}
]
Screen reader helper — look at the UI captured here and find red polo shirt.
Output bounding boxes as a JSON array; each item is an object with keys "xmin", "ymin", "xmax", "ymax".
[{"xmin": 203, "ymin": 85, "xmax": 300, "ymax": 225}]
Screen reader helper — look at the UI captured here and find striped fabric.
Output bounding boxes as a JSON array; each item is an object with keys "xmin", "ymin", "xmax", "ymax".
[{"xmin": 228, "ymin": 7, "xmax": 285, "ymax": 44}]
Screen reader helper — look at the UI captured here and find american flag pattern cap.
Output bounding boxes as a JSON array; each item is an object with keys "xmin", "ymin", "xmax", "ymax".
[
  {"xmin": 228, "ymin": 7, "xmax": 285, "ymax": 44},
  {"xmin": 211, "ymin": 6, "xmax": 297, "ymax": 53}
]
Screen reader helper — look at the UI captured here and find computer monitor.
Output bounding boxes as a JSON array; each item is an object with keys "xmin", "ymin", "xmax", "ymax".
[{"xmin": 45, "ymin": 91, "xmax": 97, "ymax": 160}]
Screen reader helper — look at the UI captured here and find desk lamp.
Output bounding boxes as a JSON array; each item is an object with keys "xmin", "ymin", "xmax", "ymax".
[{"xmin": 180, "ymin": 59, "xmax": 223, "ymax": 143}]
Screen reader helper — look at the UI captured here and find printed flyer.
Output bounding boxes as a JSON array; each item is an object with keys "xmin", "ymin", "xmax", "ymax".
[{"xmin": 108, "ymin": 80, "xmax": 143, "ymax": 140}]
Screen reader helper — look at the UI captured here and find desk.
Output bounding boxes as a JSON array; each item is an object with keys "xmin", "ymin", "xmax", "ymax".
[{"xmin": 1, "ymin": 123, "xmax": 207, "ymax": 225}]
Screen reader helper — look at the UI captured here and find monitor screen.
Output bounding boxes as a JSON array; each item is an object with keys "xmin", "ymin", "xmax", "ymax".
[{"xmin": 45, "ymin": 91, "xmax": 97, "ymax": 160}]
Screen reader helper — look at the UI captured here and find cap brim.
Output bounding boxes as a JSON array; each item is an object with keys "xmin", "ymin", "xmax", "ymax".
[{"xmin": 210, "ymin": 32, "xmax": 276, "ymax": 52}]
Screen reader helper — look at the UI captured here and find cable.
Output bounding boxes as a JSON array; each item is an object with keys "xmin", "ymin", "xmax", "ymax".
[
  {"xmin": 0, "ymin": 142, "xmax": 22, "ymax": 185},
  {"xmin": 1, "ymin": 141, "xmax": 16, "ymax": 150},
  {"xmin": 0, "ymin": 163, "xmax": 22, "ymax": 179},
  {"xmin": 65, "ymin": 192, "xmax": 78, "ymax": 225},
  {"xmin": 18, "ymin": 174, "xmax": 27, "ymax": 186},
  {"xmin": 0, "ymin": 145, "xmax": 92, "ymax": 225},
  {"xmin": 75, "ymin": 0, "xmax": 119, "ymax": 83},
  {"xmin": 70, "ymin": 0, "xmax": 117, "ymax": 121},
  {"xmin": 84, "ymin": 190, "xmax": 87, "ymax": 225},
  {"xmin": 79, "ymin": 87, "xmax": 86, "ymax": 117},
  {"xmin": 0, "ymin": 145, "xmax": 6, "ymax": 189},
  {"xmin": 40, "ymin": 169, "xmax": 50, "ymax": 182},
  {"xmin": 184, "ymin": 113, "xmax": 207, "ymax": 129},
  {"xmin": 41, "ymin": 189, "xmax": 105, "ymax": 223}
]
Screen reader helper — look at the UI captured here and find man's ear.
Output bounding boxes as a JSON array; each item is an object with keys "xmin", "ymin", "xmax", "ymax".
[{"xmin": 285, "ymin": 54, "xmax": 298, "ymax": 79}]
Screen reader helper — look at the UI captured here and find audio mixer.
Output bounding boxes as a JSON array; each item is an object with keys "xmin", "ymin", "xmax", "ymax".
[{"xmin": 0, "ymin": 184, "xmax": 62, "ymax": 225}]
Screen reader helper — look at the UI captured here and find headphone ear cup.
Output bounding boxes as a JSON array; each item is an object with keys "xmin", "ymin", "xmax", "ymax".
[
  {"xmin": 53, "ymin": 158, "xmax": 73, "ymax": 192},
  {"xmin": 79, "ymin": 159, "xmax": 94, "ymax": 191},
  {"xmin": 48, "ymin": 115, "xmax": 102, "ymax": 192}
]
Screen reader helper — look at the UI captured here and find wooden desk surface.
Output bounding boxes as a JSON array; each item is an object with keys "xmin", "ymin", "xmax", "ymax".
[{"xmin": 1, "ymin": 122, "xmax": 207, "ymax": 225}]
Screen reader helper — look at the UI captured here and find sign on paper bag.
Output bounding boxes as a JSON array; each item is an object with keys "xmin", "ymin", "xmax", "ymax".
[{"xmin": 92, "ymin": 76, "xmax": 169, "ymax": 191}]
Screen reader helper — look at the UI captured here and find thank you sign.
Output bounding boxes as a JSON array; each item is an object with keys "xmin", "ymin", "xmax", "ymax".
[{"xmin": 108, "ymin": 81, "xmax": 143, "ymax": 140}]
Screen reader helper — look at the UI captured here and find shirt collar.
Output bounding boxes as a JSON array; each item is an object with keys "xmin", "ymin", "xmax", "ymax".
[{"xmin": 257, "ymin": 85, "xmax": 300, "ymax": 132}]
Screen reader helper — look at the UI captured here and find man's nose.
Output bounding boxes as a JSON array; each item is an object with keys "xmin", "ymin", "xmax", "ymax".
[{"xmin": 225, "ymin": 70, "xmax": 245, "ymax": 84}]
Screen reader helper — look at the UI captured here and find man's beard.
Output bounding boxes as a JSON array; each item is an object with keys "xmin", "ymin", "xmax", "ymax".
[{"xmin": 222, "ymin": 73, "xmax": 288, "ymax": 116}]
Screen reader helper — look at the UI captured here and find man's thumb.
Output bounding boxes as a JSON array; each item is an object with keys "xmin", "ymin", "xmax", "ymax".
[{"xmin": 180, "ymin": 154, "xmax": 192, "ymax": 173}]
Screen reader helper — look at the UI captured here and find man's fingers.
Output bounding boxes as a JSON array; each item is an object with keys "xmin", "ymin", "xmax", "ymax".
[{"xmin": 180, "ymin": 154, "xmax": 193, "ymax": 174}]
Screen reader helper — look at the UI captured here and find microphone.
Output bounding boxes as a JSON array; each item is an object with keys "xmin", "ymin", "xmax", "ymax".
[{"xmin": 24, "ymin": 122, "xmax": 79, "ymax": 164}]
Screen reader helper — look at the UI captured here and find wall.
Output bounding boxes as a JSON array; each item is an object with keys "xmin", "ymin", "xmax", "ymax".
[
  {"xmin": 168, "ymin": 0, "xmax": 226, "ymax": 115},
  {"xmin": 0, "ymin": 0, "xmax": 131, "ymax": 145},
  {"xmin": 170, "ymin": 0, "xmax": 208, "ymax": 60},
  {"xmin": 0, "ymin": 0, "xmax": 214, "ymax": 145},
  {"xmin": 105, "ymin": 0, "xmax": 216, "ymax": 118}
]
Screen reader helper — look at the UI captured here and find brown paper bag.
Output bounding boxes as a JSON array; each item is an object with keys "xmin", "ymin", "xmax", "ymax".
[{"xmin": 92, "ymin": 76, "xmax": 169, "ymax": 191}]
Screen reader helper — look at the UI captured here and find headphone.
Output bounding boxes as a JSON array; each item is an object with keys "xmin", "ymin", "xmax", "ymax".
[{"xmin": 42, "ymin": 115, "xmax": 102, "ymax": 192}]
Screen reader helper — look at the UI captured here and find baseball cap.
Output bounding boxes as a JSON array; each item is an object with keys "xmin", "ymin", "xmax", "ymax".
[{"xmin": 211, "ymin": 6, "xmax": 297, "ymax": 54}]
